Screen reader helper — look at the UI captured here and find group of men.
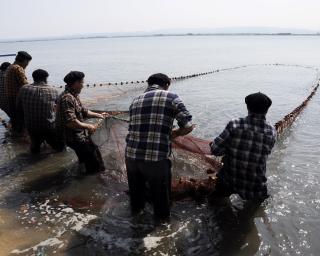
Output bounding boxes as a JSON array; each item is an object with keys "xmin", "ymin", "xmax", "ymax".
[
  {"xmin": 0, "ymin": 51, "xmax": 106, "ymax": 174},
  {"xmin": 0, "ymin": 51, "xmax": 276, "ymax": 220}
]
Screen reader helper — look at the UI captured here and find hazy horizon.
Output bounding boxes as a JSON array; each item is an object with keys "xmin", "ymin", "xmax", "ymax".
[{"xmin": 1, "ymin": 0, "xmax": 320, "ymax": 40}]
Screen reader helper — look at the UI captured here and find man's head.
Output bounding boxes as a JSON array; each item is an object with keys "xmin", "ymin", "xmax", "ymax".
[
  {"xmin": 0, "ymin": 62, "xmax": 10, "ymax": 72},
  {"xmin": 15, "ymin": 51, "xmax": 32, "ymax": 69},
  {"xmin": 245, "ymin": 92, "xmax": 272, "ymax": 115},
  {"xmin": 32, "ymin": 69, "xmax": 49, "ymax": 84},
  {"xmin": 63, "ymin": 71, "xmax": 85, "ymax": 94},
  {"xmin": 147, "ymin": 73, "xmax": 171, "ymax": 90}
]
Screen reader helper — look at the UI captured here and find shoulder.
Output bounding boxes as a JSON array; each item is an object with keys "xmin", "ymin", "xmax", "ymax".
[
  {"xmin": 11, "ymin": 64, "xmax": 24, "ymax": 74},
  {"xmin": 19, "ymin": 84, "xmax": 33, "ymax": 92},
  {"xmin": 59, "ymin": 91, "xmax": 75, "ymax": 103}
]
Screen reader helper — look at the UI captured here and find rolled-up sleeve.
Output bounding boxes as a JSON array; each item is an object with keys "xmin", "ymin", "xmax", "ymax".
[
  {"xmin": 60, "ymin": 96, "xmax": 77, "ymax": 123},
  {"xmin": 211, "ymin": 121, "xmax": 233, "ymax": 156},
  {"xmin": 172, "ymin": 95, "xmax": 192, "ymax": 128},
  {"xmin": 14, "ymin": 66, "xmax": 28, "ymax": 87}
]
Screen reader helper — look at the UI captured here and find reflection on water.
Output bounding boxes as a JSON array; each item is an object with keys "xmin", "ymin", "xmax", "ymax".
[{"xmin": 1, "ymin": 65, "xmax": 320, "ymax": 255}]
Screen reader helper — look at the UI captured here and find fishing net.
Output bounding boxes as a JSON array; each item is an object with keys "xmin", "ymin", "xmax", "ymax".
[{"xmin": 89, "ymin": 79, "xmax": 319, "ymax": 200}]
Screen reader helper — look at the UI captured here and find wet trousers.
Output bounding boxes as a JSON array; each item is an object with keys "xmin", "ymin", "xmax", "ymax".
[
  {"xmin": 125, "ymin": 158, "xmax": 172, "ymax": 218},
  {"xmin": 67, "ymin": 138, "xmax": 105, "ymax": 174}
]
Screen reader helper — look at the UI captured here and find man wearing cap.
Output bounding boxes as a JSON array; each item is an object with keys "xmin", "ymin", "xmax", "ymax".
[
  {"xmin": 210, "ymin": 92, "xmax": 276, "ymax": 202},
  {"xmin": 17, "ymin": 69, "xmax": 64, "ymax": 153},
  {"xmin": 56, "ymin": 71, "xmax": 108, "ymax": 174},
  {"xmin": 0, "ymin": 62, "xmax": 11, "ymax": 117},
  {"xmin": 125, "ymin": 73, "xmax": 194, "ymax": 219},
  {"xmin": 4, "ymin": 51, "xmax": 32, "ymax": 132}
]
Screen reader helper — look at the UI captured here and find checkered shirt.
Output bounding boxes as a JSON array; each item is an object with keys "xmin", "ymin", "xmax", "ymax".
[
  {"xmin": 126, "ymin": 84, "xmax": 192, "ymax": 161},
  {"xmin": 0, "ymin": 70, "xmax": 8, "ymax": 113},
  {"xmin": 211, "ymin": 114, "xmax": 276, "ymax": 200},
  {"xmin": 16, "ymin": 82, "xmax": 59, "ymax": 131},
  {"xmin": 56, "ymin": 87, "xmax": 88, "ymax": 143},
  {"xmin": 4, "ymin": 64, "xmax": 28, "ymax": 98}
]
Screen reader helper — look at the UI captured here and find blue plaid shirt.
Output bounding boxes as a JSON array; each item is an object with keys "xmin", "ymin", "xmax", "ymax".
[
  {"xmin": 211, "ymin": 114, "xmax": 276, "ymax": 200},
  {"xmin": 126, "ymin": 85, "xmax": 192, "ymax": 161}
]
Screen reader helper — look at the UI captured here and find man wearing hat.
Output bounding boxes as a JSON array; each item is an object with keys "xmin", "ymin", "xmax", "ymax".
[
  {"xmin": 4, "ymin": 51, "xmax": 32, "ymax": 133},
  {"xmin": 56, "ymin": 71, "xmax": 108, "ymax": 174},
  {"xmin": 125, "ymin": 73, "xmax": 194, "ymax": 219},
  {"xmin": 17, "ymin": 69, "xmax": 64, "ymax": 153},
  {"xmin": 210, "ymin": 92, "xmax": 276, "ymax": 202},
  {"xmin": 0, "ymin": 62, "xmax": 11, "ymax": 117}
]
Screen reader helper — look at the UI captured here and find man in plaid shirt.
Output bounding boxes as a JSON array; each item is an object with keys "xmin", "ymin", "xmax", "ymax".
[
  {"xmin": 0, "ymin": 62, "xmax": 11, "ymax": 117},
  {"xmin": 56, "ymin": 71, "xmax": 109, "ymax": 174},
  {"xmin": 4, "ymin": 51, "xmax": 32, "ymax": 133},
  {"xmin": 210, "ymin": 92, "xmax": 276, "ymax": 202},
  {"xmin": 17, "ymin": 69, "xmax": 64, "ymax": 153},
  {"xmin": 126, "ymin": 73, "xmax": 194, "ymax": 219}
]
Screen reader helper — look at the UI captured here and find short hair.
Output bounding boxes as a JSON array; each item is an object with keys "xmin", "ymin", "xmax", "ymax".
[
  {"xmin": 245, "ymin": 92, "xmax": 272, "ymax": 114},
  {"xmin": 147, "ymin": 73, "xmax": 171, "ymax": 87},
  {"xmin": 32, "ymin": 69, "xmax": 49, "ymax": 83},
  {"xmin": 63, "ymin": 71, "xmax": 85, "ymax": 85},
  {"xmin": 0, "ymin": 62, "xmax": 10, "ymax": 71},
  {"xmin": 15, "ymin": 51, "xmax": 32, "ymax": 62}
]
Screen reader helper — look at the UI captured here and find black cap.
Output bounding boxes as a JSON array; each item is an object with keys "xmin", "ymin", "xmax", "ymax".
[
  {"xmin": 0, "ymin": 62, "xmax": 10, "ymax": 71},
  {"xmin": 32, "ymin": 69, "xmax": 49, "ymax": 82},
  {"xmin": 63, "ymin": 71, "xmax": 85, "ymax": 85},
  {"xmin": 245, "ymin": 92, "xmax": 272, "ymax": 114},
  {"xmin": 147, "ymin": 73, "xmax": 171, "ymax": 87},
  {"xmin": 16, "ymin": 51, "xmax": 32, "ymax": 62}
]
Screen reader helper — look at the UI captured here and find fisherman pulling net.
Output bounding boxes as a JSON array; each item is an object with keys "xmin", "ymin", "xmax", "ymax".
[{"xmin": 90, "ymin": 69, "xmax": 319, "ymax": 202}]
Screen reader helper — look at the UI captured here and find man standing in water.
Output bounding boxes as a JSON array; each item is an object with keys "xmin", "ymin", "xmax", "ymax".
[
  {"xmin": 0, "ymin": 62, "xmax": 11, "ymax": 117},
  {"xmin": 125, "ymin": 73, "xmax": 194, "ymax": 219},
  {"xmin": 4, "ymin": 51, "xmax": 32, "ymax": 133},
  {"xmin": 17, "ymin": 69, "xmax": 64, "ymax": 153},
  {"xmin": 210, "ymin": 92, "xmax": 276, "ymax": 203},
  {"xmin": 56, "ymin": 71, "xmax": 108, "ymax": 174}
]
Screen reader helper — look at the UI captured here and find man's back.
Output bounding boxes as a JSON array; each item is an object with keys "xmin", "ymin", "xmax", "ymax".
[
  {"xmin": 126, "ymin": 85, "xmax": 192, "ymax": 161},
  {"xmin": 211, "ymin": 114, "xmax": 276, "ymax": 199},
  {"xmin": 4, "ymin": 64, "xmax": 28, "ymax": 98},
  {"xmin": 17, "ymin": 83, "xmax": 58, "ymax": 131}
]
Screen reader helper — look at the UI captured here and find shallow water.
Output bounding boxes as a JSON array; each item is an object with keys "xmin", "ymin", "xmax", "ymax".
[{"xmin": 1, "ymin": 36, "xmax": 320, "ymax": 255}]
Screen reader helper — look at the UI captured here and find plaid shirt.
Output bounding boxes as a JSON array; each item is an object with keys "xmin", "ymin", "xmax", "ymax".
[
  {"xmin": 4, "ymin": 63, "xmax": 28, "ymax": 98},
  {"xmin": 56, "ymin": 86, "xmax": 88, "ymax": 143},
  {"xmin": 0, "ymin": 70, "xmax": 8, "ymax": 113},
  {"xmin": 126, "ymin": 84, "xmax": 192, "ymax": 161},
  {"xmin": 16, "ymin": 82, "xmax": 59, "ymax": 131},
  {"xmin": 211, "ymin": 114, "xmax": 276, "ymax": 200}
]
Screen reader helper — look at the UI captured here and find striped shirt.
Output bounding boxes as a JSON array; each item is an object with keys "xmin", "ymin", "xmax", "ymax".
[
  {"xmin": 126, "ymin": 84, "xmax": 192, "ymax": 161},
  {"xmin": 211, "ymin": 114, "xmax": 276, "ymax": 200}
]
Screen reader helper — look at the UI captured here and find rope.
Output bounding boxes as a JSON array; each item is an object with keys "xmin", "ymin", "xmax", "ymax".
[
  {"xmin": 275, "ymin": 82, "xmax": 320, "ymax": 135},
  {"xmin": 51, "ymin": 63, "xmax": 319, "ymax": 89}
]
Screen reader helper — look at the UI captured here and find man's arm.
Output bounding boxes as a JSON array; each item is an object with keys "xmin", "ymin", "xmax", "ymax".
[
  {"xmin": 172, "ymin": 95, "xmax": 194, "ymax": 138},
  {"xmin": 15, "ymin": 66, "xmax": 28, "ymax": 87},
  {"xmin": 86, "ymin": 110, "xmax": 110, "ymax": 119},
  {"xmin": 61, "ymin": 96, "xmax": 97, "ymax": 134},
  {"xmin": 66, "ymin": 119, "xmax": 97, "ymax": 134},
  {"xmin": 210, "ymin": 121, "xmax": 233, "ymax": 156}
]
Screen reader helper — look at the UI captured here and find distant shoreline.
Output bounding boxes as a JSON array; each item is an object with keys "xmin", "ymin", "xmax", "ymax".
[{"xmin": 1, "ymin": 32, "xmax": 320, "ymax": 44}]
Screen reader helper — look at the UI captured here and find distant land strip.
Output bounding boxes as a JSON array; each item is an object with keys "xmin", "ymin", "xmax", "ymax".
[{"xmin": 1, "ymin": 33, "xmax": 320, "ymax": 43}]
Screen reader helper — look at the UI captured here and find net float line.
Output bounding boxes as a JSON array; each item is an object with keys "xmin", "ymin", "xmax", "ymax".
[
  {"xmin": 275, "ymin": 81, "xmax": 320, "ymax": 136},
  {"xmin": 52, "ymin": 63, "xmax": 318, "ymax": 89}
]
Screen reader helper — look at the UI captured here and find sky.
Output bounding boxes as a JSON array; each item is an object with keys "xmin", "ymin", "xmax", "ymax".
[{"xmin": 1, "ymin": 0, "xmax": 320, "ymax": 40}]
